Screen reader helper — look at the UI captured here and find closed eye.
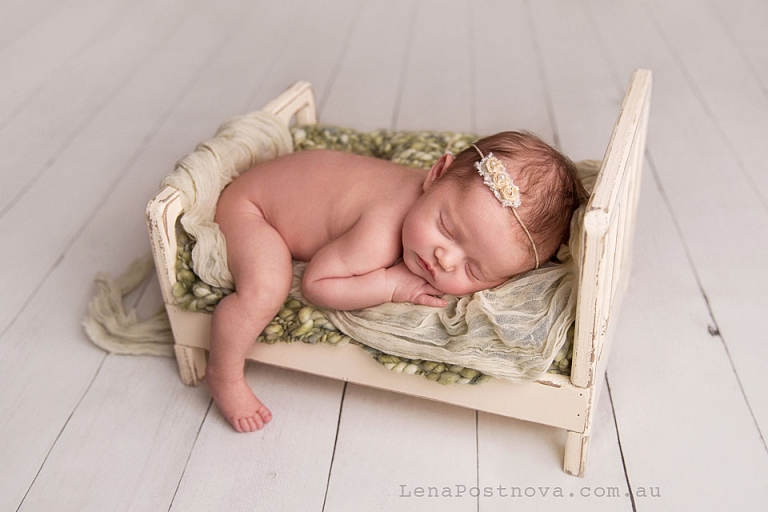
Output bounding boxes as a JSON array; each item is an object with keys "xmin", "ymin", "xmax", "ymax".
[{"xmin": 439, "ymin": 214, "xmax": 454, "ymax": 240}]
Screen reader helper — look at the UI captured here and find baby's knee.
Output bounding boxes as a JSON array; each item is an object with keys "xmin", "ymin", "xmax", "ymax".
[{"xmin": 232, "ymin": 279, "xmax": 289, "ymax": 316}]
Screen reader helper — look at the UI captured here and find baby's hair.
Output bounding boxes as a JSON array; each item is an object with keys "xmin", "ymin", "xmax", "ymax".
[{"xmin": 440, "ymin": 131, "xmax": 588, "ymax": 265}]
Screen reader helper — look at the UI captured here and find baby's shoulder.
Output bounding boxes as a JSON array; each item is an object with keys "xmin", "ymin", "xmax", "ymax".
[{"xmin": 344, "ymin": 209, "xmax": 405, "ymax": 264}]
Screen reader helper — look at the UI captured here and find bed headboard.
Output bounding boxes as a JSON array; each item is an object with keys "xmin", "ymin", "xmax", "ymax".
[{"xmin": 571, "ymin": 69, "xmax": 652, "ymax": 388}]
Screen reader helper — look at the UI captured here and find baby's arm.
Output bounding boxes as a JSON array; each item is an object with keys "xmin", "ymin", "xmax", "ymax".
[{"xmin": 302, "ymin": 219, "xmax": 446, "ymax": 310}]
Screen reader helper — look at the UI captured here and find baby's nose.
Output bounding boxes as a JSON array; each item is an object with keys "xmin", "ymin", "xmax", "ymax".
[{"xmin": 434, "ymin": 247, "xmax": 457, "ymax": 272}]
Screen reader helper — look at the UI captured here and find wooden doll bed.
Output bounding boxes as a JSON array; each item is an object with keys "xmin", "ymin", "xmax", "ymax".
[{"xmin": 146, "ymin": 69, "xmax": 652, "ymax": 477}]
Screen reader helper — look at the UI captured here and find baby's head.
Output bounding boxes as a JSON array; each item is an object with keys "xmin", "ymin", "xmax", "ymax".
[
  {"xmin": 445, "ymin": 131, "xmax": 587, "ymax": 265},
  {"xmin": 401, "ymin": 131, "xmax": 587, "ymax": 296}
]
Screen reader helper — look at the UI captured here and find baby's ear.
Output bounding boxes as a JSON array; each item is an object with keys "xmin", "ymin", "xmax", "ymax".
[{"xmin": 424, "ymin": 153, "xmax": 455, "ymax": 191}]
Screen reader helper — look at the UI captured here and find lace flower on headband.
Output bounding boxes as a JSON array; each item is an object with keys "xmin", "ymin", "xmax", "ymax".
[
  {"xmin": 474, "ymin": 151, "xmax": 522, "ymax": 208},
  {"xmin": 471, "ymin": 144, "xmax": 540, "ymax": 269}
]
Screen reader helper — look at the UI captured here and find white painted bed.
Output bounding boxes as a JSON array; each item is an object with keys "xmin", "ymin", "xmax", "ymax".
[{"xmin": 146, "ymin": 69, "xmax": 652, "ymax": 477}]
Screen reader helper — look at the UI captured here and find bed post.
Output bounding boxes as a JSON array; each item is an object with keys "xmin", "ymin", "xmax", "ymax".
[
  {"xmin": 564, "ymin": 431, "xmax": 590, "ymax": 476},
  {"xmin": 564, "ymin": 69, "xmax": 652, "ymax": 476},
  {"xmin": 263, "ymin": 81, "xmax": 317, "ymax": 126},
  {"xmin": 174, "ymin": 345, "xmax": 208, "ymax": 386}
]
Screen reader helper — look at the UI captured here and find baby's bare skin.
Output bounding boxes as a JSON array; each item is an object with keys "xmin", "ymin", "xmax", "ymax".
[{"xmin": 209, "ymin": 149, "xmax": 529, "ymax": 432}]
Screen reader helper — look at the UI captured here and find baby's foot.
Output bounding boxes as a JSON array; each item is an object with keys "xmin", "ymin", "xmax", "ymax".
[{"xmin": 207, "ymin": 373, "xmax": 273, "ymax": 433}]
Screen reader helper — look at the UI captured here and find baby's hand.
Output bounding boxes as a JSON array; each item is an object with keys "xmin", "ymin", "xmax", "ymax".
[{"xmin": 387, "ymin": 261, "xmax": 447, "ymax": 308}]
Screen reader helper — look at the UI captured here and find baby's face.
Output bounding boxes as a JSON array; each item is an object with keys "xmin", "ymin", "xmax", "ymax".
[{"xmin": 401, "ymin": 178, "xmax": 533, "ymax": 296}]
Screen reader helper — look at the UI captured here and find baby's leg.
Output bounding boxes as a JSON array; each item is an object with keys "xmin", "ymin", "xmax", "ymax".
[{"xmin": 207, "ymin": 191, "xmax": 292, "ymax": 433}]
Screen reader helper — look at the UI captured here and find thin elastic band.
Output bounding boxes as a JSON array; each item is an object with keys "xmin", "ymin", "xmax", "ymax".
[
  {"xmin": 471, "ymin": 144, "xmax": 540, "ymax": 270},
  {"xmin": 511, "ymin": 208, "xmax": 540, "ymax": 270}
]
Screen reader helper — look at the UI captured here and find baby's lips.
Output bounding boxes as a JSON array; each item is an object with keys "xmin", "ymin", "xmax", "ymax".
[{"xmin": 417, "ymin": 255, "xmax": 436, "ymax": 279}]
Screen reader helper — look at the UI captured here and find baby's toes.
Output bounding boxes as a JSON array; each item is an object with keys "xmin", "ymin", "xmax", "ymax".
[
  {"xmin": 237, "ymin": 417, "xmax": 256, "ymax": 432},
  {"xmin": 231, "ymin": 417, "xmax": 245, "ymax": 433},
  {"xmin": 250, "ymin": 414, "xmax": 264, "ymax": 430},
  {"xmin": 258, "ymin": 405, "xmax": 273, "ymax": 424}
]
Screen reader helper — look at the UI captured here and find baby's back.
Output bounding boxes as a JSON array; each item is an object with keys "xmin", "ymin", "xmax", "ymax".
[{"xmin": 223, "ymin": 150, "xmax": 426, "ymax": 263}]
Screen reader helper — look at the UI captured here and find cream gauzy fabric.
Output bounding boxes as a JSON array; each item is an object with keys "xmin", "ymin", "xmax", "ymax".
[
  {"xmin": 162, "ymin": 111, "xmax": 294, "ymax": 290},
  {"xmin": 83, "ymin": 255, "xmax": 174, "ymax": 357}
]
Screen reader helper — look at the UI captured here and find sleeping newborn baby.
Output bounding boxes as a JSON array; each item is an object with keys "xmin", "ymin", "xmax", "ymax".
[{"xmin": 207, "ymin": 131, "xmax": 587, "ymax": 432}]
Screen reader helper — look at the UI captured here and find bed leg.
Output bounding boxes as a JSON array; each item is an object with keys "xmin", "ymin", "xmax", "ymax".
[
  {"xmin": 564, "ymin": 431, "xmax": 589, "ymax": 477},
  {"xmin": 174, "ymin": 345, "xmax": 208, "ymax": 386}
]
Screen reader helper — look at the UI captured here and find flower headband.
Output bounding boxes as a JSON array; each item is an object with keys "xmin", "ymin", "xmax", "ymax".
[{"xmin": 471, "ymin": 144, "xmax": 540, "ymax": 270}]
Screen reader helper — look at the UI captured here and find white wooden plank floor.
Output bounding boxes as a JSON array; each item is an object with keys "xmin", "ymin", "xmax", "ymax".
[{"xmin": 1, "ymin": 0, "xmax": 766, "ymax": 510}]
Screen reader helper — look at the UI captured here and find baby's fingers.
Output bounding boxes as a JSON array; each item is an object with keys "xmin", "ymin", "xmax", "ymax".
[{"xmin": 415, "ymin": 293, "xmax": 447, "ymax": 308}]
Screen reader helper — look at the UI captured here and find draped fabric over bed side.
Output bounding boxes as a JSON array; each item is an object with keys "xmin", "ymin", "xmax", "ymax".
[{"xmin": 162, "ymin": 111, "xmax": 293, "ymax": 290}]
